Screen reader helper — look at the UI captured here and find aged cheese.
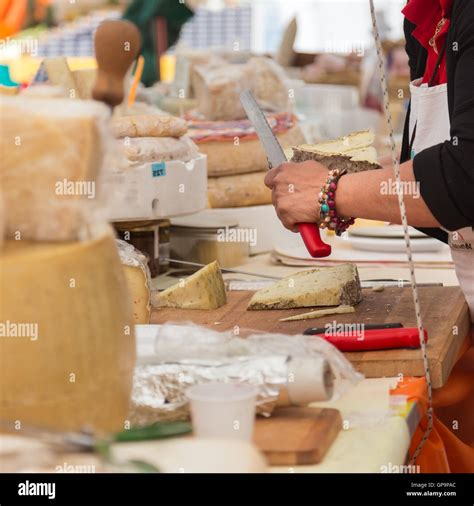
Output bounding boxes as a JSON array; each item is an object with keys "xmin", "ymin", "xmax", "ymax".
[
  {"xmin": 196, "ymin": 124, "xmax": 305, "ymax": 177},
  {"xmin": 117, "ymin": 136, "xmax": 197, "ymax": 164},
  {"xmin": 247, "ymin": 57, "xmax": 289, "ymax": 111},
  {"xmin": 110, "ymin": 114, "xmax": 188, "ymax": 138},
  {"xmin": 43, "ymin": 57, "xmax": 79, "ymax": 98},
  {"xmin": 208, "ymin": 171, "xmax": 272, "ymax": 208},
  {"xmin": 290, "ymin": 130, "xmax": 380, "ymax": 173},
  {"xmin": 248, "ymin": 264, "xmax": 362, "ymax": 310},
  {"xmin": 0, "ymin": 227, "xmax": 136, "ymax": 432},
  {"xmin": 156, "ymin": 260, "xmax": 227, "ymax": 310},
  {"xmin": 279, "ymin": 305, "xmax": 355, "ymax": 322},
  {"xmin": 117, "ymin": 240, "xmax": 151, "ymax": 324},
  {"xmin": 191, "ymin": 57, "xmax": 289, "ymax": 121},
  {"xmin": 192, "ymin": 63, "xmax": 247, "ymax": 121},
  {"xmin": 0, "ymin": 96, "xmax": 110, "ymax": 241}
]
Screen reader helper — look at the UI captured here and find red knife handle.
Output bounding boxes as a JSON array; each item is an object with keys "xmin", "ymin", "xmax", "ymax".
[
  {"xmin": 315, "ymin": 328, "xmax": 428, "ymax": 352},
  {"xmin": 297, "ymin": 223, "xmax": 331, "ymax": 258}
]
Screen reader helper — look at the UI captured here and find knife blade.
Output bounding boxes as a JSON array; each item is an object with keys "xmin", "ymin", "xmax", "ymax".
[{"xmin": 239, "ymin": 90, "xmax": 331, "ymax": 258}]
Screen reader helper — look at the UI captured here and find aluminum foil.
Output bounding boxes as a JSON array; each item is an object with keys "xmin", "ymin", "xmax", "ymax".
[
  {"xmin": 129, "ymin": 323, "xmax": 363, "ymax": 427},
  {"xmin": 129, "ymin": 356, "xmax": 288, "ymax": 427}
]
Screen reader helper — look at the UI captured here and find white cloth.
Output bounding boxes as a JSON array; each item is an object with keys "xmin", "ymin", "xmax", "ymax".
[{"xmin": 409, "ymin": 78, "xmax": 474, "ymax": 318}]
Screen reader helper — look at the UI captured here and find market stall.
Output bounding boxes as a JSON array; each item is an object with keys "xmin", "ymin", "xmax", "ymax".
[{"xmin": 0, "ymin": 0, "xmax": 473, "ymax": 502}]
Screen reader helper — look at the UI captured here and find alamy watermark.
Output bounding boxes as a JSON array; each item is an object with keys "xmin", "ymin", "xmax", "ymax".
[
  {"xmin": 217, "ymin": 226, "xmax": 257, "ymax": 247},
  {"xmin": 324, "ymin": 321, "xmax": 365, "ymax": 340},
  {"xmin": 0, "ymin": 37, "xmax": 38, "ymax": 57},
  {"xmin": 324, "ymin": 39, "xmax": 365, "ymax": 57},
  {"xmin": 380, "ymin": 179, "xmax": 420, "ymax": 198},
  {"xmin": 55, "ymin": 179, "xmax": 96, "ymax": 199},
  {"xmin": 0, "ymin": 321, "xmax": 38, "ymax": 341}
]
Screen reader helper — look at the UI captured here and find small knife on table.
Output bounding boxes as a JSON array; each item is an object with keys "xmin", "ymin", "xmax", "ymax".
[
  {"xmin": 312, "ymin": 327, "xmax": 428, "ymax": 352},
  {"xmin": 240, "ymin": 90, "xmax": 331, "ymax": 258}
]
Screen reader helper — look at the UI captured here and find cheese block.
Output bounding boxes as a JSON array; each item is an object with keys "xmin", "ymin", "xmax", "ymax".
[
  {"xmin": 110, "ymin": 114, "xmax": 188, "ymax": 138},
  {"xmin": 117, "ymin": 136, "xmax": 198, "ymax": 164},
  {"xmin": 0, "ymin": 96, "xmax": 110, "ymax": 241},
  {"xmin": 247, "ymin": 56, "xmax": 289, "ymax": 111},
  {"xmin": 208, "ymin": 171, "xmax": 272, "ymax": 208},
  {"xmin": 156, "ymin": 260, "xmax": 227, "ymax": 310},
  {"xmin": 117, "ymin": 240, "xmax": 151, "ymax": 324},
  {"xmin": 192, "ymin": 63, "xmax": 248, "ymax": 121},
  {"xmin": 290, "ymin": 130, "xmax": 380, "ymax": 173},
  {"xmin": 248, "ymin": 264, "xmax": 362, "ymax": 310},
  {"xmin": 195, "ymin": 123, "xmax": 305, "ymax": 177},
  {"xmin": 0, "ymin": 227, "xmax": 136, "ymax": 432},
  {"xmin": 43, "ymin": 57, "xmax": 79, "ymax": 98}
]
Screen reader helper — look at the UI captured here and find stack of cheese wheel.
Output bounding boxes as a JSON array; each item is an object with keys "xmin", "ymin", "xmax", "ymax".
[
  {"xmin": 0, "ymin": 96, "xmax": 136, "ymax": 433},
  {"xmin": 188, "ymin": 113, "xmax": 305, "ymax": 209}
]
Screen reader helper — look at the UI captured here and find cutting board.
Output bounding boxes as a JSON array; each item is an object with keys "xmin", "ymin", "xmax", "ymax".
[
  {"xmin": 253, "ymin": 407, "xmax": 342, "ymax": 465},
  {"xmin": 152, "ymin": 286, "xmax": 470, "ymax": 388}
]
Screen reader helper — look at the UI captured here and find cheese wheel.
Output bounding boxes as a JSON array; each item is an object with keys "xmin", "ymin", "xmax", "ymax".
[
  {"xmin": 0, "ymin": 228, "xmax": 136, "ymax": 432},
  {"xmin": 0, "ymin": 96, "xmax": 110, "ymax": 241},
  {"xmin": 207, "ymin": 171, "xmax": 272, "ymax": 208},
  {"xmin": 198, "ymin": 124, "xmax": 305, "ymax": 177},
  {"xmin": 110, "ymin": 114, "xmax": 188, "ymax": 138}
]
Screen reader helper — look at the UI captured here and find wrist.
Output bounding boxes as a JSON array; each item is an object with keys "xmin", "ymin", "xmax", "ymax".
[{"xmin": 318, "ymin": 169, "xmax": 355, "ymax": 235}]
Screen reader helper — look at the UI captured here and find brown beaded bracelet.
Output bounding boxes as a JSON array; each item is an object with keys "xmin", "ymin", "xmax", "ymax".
[{"xmin": 318, "ymin": 168, "xmax": 355, "ymax": 236}]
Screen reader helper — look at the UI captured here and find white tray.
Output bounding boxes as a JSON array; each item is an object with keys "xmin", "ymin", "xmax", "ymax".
[{"xmin": 103, "ymin": 154, "xmax": 208, "ymax": 222}]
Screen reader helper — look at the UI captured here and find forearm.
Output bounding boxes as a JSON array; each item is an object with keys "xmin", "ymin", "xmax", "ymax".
[{"xmin": 336, "ymin": 160, "xmax": 442, "ymax": 228}]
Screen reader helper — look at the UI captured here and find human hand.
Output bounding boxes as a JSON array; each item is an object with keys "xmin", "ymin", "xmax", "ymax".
[{"xmin": 264, "ymin": 160, "xmax": 329, "ymax": 232}]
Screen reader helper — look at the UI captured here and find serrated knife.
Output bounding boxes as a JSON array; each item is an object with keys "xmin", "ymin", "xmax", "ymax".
[{"xmin": 240, "ymin": 90, "xmax": 331, "ymax": 258}]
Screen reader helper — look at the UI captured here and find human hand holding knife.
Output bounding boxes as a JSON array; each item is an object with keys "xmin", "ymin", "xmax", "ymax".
[{"xmin": 240, "ymin": 90, "xmax": 331, "ymax": 258}]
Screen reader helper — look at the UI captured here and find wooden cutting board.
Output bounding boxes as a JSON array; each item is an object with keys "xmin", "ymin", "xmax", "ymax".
[
  {"xmin": 152, "ymin": 286, "xmax": 470, "ymax": 388},
  {"xmin": 253, "ymin": 407, "xmax": 342, "ymax": 465}
]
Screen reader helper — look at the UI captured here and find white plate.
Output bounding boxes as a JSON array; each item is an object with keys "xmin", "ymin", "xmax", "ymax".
[
  {"xmin": 348, "ymin": 235, "xmax": 446, "ymax": 253},
  {"xmin": 349, "ymin": 225, "xmax": 427, "ymax": 239}
]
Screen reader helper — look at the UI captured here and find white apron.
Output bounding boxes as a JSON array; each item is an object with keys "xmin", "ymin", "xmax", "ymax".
[{"xmin": 409, "ymin": 78, "xmax": 474, "ymax": 318}]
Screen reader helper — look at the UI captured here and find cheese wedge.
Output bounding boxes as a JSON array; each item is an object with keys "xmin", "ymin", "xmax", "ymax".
[
  {"xmin": 117, "ymin": 240, "xmax": 151, "ymax": 324},
  {"xmin": 0, "ymin": 227, "xmax": 136, "ymax": 432},
  {"xmin": 290, "ymin": 130, "xmax": 380, "ymax": 173},
  {"xmin": 248, "ymin": 264, "xmax": 362, "ymax": 310},
  {"xmin": 156, "ymin": 260, "xmax": 227, "ymax": 309}
]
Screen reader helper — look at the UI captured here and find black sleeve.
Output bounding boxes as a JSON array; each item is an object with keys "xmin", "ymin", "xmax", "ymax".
[{"xmin": 412, "ymin": 0, "xmax": 474, "ymax": 231}]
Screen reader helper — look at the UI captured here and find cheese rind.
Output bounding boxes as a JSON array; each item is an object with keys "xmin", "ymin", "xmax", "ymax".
[
  {"xmin": 117, "ymin": 136, "xmax": 198, "ymax": 164},
  {"xmin": 290, "ymin": 130, "xmax": 380, "ymax": 173},
  {"xmin": 247, "ymin": 264, "xmax": 362, "ymax": 310},
  {"xmin": 110, "ymin": 114, "xmax": 187, "ymax": 138},
  {"xmin": 0, "ymin": 96, "xmax": 110, "ymax": 241},
  {"xmin": 279, "ymin": 305, "xmax": 355, "ymax": 322},
  {"xmin": 156, "ymin": 260, "xmax": 227, "ymax": 310},
  {"xmin": 191, "ymin": 123, "xmax": 305, "ymax": 177},
  {"xmin": 117, "ymin": 240, "xmax": 151, "ymax": 324},
  {"xmin": 208, "ymin": 171, "xmax": 272, "ymax": 208},
  {"xmin": 0, "ymin": 228, "xmax": 136, "ymax": 432}
]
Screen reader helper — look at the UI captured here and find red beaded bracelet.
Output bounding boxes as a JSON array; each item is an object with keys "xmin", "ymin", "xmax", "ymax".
[{"xmin": 318, "ymin": 168, "xmax": 355, "ymax": 236}]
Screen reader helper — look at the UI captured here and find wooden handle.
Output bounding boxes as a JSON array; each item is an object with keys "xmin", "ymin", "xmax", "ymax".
[{"xmin": 92, "ymin": 20, "xmax": 141, "ymax": 107}]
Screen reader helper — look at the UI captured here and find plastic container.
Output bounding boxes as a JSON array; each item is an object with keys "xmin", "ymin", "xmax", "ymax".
[{"xmin": 186, "ymin": 383, "xmax": 257, "ymax": 441}]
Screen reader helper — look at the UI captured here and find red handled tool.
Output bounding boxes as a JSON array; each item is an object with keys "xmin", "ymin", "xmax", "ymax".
[
  {"xmin": 240, "ymin": 90, "xmax": 331, "ymax": 258},
  {"xmin": 313, "ymin": 327, "xmax": 428, "ymax": 352}
]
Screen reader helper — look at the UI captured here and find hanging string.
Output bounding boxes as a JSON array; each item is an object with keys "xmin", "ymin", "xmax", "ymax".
[{"xmin": 368, "ymin": 0, "xmax": 433, "ymax": 464}]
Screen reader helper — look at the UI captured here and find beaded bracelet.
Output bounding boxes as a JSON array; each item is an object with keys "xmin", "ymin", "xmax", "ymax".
[{"xmin": 318, "ymin": 168, "xmax": 355, "ymax": 236}]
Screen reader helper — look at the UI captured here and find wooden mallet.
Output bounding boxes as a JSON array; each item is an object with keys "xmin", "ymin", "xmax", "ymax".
[{"xmin": 92, "ymin": 19, "xmax": 142, "ymax": 107}]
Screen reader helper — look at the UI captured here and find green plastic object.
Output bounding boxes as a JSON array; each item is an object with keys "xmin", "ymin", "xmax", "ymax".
[{"xmin": 114, "ymin": 421, "xmax": 192, "ymax": 443}]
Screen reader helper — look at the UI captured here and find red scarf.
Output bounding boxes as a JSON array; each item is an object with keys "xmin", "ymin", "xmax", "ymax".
[{"xmin": 402, "ymin": 0, "xmax": 454, "ymax": 85}]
